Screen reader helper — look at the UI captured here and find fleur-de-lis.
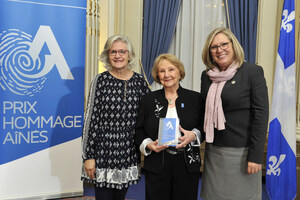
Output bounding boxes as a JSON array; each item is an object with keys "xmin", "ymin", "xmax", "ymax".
[
  {"xmin": 266, "ymin": 154, "xmax": 286, "ymax": 176},
  {"xmin": 281, "ymin": 9, "xmax": 295, "ymax": 33}
]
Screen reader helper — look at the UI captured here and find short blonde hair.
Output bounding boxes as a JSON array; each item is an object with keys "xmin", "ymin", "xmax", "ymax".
[
  {"xmin": 151, "ymin": 54, "xmax": 185, "ymax": 84},
  {"xmin": 202, "ymin": 27, "xmax": 244, "ymax": 70},
  {"xmin": 99, "ymin": 35, "xmax": 137, "ymax": 70}
]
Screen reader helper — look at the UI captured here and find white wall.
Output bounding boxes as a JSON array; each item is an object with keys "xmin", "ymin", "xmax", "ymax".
[
  {"xmin": 256, "ymin": 0, "xmax": 280, "ymax": 102},
  {"xmin": 99, "ymin": 0, "xmax": 143, "ymax": 73}
]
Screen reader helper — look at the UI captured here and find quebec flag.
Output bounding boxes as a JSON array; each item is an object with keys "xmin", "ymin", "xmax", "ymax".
[{"xmin": 266, "ymin": 0, "xmax": 297, "ymax": 199}]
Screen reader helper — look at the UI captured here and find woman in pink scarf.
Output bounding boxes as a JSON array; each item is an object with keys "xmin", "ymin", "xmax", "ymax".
[{"xmin": 200, "ymin": 28, "xmax": 269, "ymax": 200}]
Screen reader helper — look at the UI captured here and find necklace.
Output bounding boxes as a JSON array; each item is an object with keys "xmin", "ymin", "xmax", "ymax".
[
  {"xmin": 109, "ymin": 70, "xmax": 132, "ymax": 101},
  {"xmin": 123, "ymin": 80, "xmax": 127, "ymax": 101},
  {"xmin": 167, "ymin": 95, "xmax": 177, "ymax": 105}
]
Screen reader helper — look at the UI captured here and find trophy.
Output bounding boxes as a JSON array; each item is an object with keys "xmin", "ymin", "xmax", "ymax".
[{"xmin": 158, "ymin": 118, "xmax": 179, "ymax": 146}]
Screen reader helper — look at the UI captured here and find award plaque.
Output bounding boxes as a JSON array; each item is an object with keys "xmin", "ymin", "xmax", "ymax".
[{"xmin": 158, "ymin": 118, "xmax": 179, "ymax": 146}]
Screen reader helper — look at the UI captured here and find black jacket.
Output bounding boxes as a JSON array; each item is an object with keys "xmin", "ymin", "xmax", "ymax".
[
  {"xmin": 201, "ymin": 62, "xmax": 269, "ymax": 164},
  {"xmin": 135, "ymin": 86, "xmax": 204, "ymax": 173}
]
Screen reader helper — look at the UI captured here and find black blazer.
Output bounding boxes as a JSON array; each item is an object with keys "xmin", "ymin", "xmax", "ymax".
[
  {"xmin": 135, "ymin": 86, "xmax": 204, "ymax": 174},
  {"xmin": 201, "ymin": 62, "xmax": 269, "ymax": 164}
]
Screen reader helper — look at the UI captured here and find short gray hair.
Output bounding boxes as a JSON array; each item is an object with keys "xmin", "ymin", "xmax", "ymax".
[{"xmin": 99, "ymin": 35, "xmax": 137, "ymax": 70}]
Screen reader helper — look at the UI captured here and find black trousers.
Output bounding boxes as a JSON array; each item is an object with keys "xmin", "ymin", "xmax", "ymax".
[
  {"xmin": 144, "ymin": 152, "xmax": 200, "ymax": 200},
  {"xmin": 94, "ymin": 186, "xmax": 128, "ymax": 200}
]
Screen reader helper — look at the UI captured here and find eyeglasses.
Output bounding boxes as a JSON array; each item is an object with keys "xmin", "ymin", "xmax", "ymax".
[
  {"xmin": 109, "ymin": 49, "xmax": 129, "ymax": 56},
  {"xmin": 210, "ymin": 42, "xmax": 231, "ymax": 52}
]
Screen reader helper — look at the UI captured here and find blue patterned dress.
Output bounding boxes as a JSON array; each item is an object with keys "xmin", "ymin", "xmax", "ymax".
[{"xmin": 81, "ymin": 71, "xmax": 150, "ymax": 189}]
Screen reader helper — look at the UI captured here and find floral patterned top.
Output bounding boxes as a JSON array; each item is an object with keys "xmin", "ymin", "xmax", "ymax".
[{"xmin": 81, "ymin": 71, "xmax": 150, "ymax": 189}]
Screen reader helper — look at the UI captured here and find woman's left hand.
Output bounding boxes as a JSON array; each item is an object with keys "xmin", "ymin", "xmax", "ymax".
[
  {"xmin": 247, "ymin": 161, "xmax": 262, "ymax": 174},
  {"xmin": 176, "ymin": 126, "xmax": 196, "ymax": 149}
]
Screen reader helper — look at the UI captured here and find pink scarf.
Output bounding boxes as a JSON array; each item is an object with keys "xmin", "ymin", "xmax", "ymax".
[{"xmin": 204, "ymin": 63, "xmax": 238, "ymax": 143}]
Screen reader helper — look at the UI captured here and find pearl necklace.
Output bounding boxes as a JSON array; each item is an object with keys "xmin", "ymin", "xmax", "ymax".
[{"xmin": 167, "ymin": 95, "xmax": 178, "ymax": 105}]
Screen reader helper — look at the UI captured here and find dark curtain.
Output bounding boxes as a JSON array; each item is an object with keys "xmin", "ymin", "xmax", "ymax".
[
  {"xmin": 141, "ymin": 0, "xmax": 182, "ymax": 85},
  {"xmin": 224, "ymin": 0, "xmax": 258, "ymax": 63}
]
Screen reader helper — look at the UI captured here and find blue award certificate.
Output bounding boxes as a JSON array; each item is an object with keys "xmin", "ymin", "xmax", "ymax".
[{"xmin": 158, "ymin": 118, "xmax": 179, "ymax": 146}]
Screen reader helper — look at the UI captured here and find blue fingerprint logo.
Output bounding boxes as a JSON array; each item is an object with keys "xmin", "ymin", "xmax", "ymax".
[
  {"xmin": 0, "ymin": 29, "xmax": 46, "ymax": 96},
  {"xmin": 0, "ymin": 26, "xmax": 74, "ymax": 97}
]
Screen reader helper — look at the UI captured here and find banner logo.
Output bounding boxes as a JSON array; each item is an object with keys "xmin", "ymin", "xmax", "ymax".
[
  {"xmin": 167, "ymin": 121, "xmax": 174, "ymax": 129},
  {"xmin": 266, "ymin": 154, "xmax": 286, "ymax": 176},
  {"xmin": 0, "ymin": 25, "xmax": 73, "ymax": 97}
]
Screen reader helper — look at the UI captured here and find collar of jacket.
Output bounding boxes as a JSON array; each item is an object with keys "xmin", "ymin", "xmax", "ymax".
[
  {"xmin": 159, "ymin": 85, "xmax": 184, "ymax": 99},
  {"xmin": 157, "ymin": 85, "xmax": 184, "ymax": 117}
]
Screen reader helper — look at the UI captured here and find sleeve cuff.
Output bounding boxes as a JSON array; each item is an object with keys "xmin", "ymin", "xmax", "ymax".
[
  {"xmin": 191, "ymin": 128, "xmax": 201, "ymax": 147},
  {"xmin": 140, "ymin": 138, "xmax": 153, "ymax": 156}
]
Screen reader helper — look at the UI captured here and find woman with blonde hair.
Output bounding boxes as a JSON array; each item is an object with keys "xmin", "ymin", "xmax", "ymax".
[{"xmin": 200, "ymin": 27, "xmax": 269, "ymax": 200}]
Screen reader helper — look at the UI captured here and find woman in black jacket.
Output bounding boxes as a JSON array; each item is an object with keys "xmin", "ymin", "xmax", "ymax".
[
  {"xmin": 200, "ymin": 28, "xmax": 269, "ymax": 200},
  {"xmin": 135, "ymin": 53, "xmax": 204, "ymax": 200}
]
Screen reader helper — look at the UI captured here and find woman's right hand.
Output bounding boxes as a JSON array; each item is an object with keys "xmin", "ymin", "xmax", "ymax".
[
  {"xmin": 146, "ymin": 140, "xmax": 168, "ymax": 153},
  {"xmin": 84, "ymin": 159, "xmax": 96, "ymax": 179}
]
